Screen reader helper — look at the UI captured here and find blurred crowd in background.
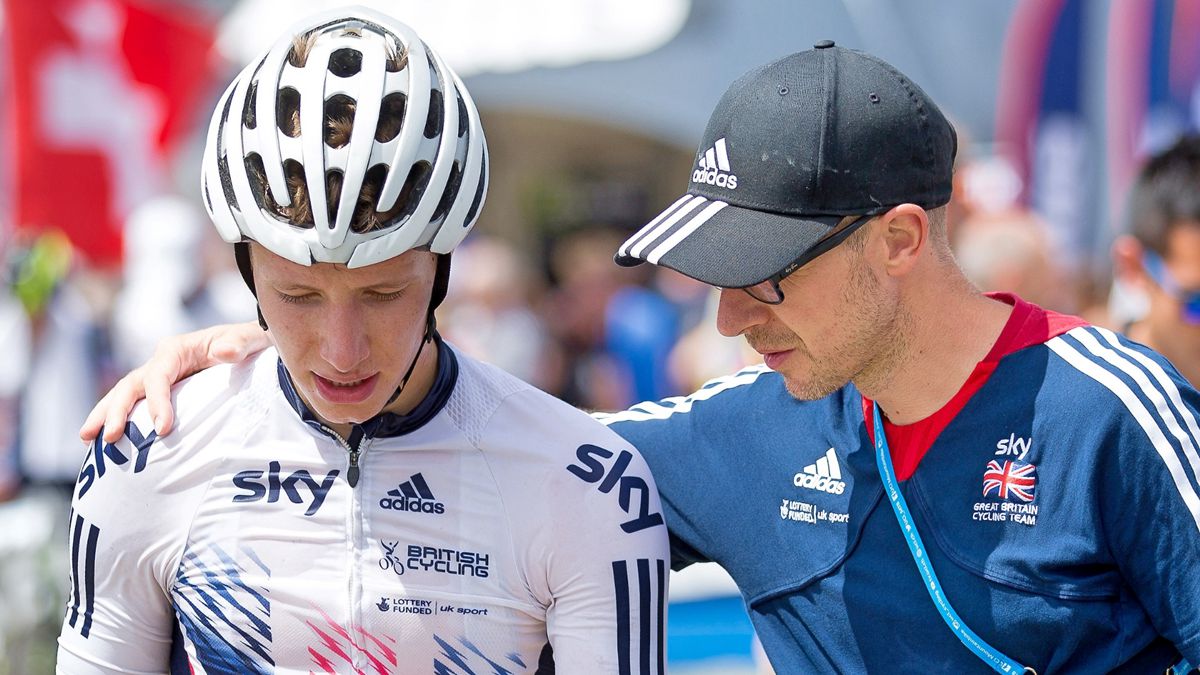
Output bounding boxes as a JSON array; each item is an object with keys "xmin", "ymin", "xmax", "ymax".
[{"xmin": 3, "ymin": 0, "xmax": 1200, "ymax": 672}]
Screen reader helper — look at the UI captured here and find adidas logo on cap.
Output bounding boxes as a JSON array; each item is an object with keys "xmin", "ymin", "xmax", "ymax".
[
  {"xmin": 691, "ymin": 138, "xmax": 738, "ymax": 189},
  {"xmin": 379, "ymin": 472, "xmax": 446, "ymax": 514},
  {"xmin": 793, "ymin": 448, "xmax": 847, "ymax": 495}
]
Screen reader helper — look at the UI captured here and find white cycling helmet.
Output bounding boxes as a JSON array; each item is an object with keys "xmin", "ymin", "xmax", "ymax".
[{"xmin": 201, "ymin": 6, "xmax": 488, "ymax": 269}]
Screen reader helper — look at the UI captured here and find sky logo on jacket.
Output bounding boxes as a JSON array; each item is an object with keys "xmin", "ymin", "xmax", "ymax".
[
  {"xmin": 231, "ymin": 461, "xmax": 339, "ymax": 516},
  {"xmin": 379, "ymin": 473, "xmax": 445, "ymax": 514}
]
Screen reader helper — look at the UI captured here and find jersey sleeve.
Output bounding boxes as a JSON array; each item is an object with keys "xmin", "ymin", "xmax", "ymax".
[
  {"xmin": 1100, "ymin": 388, "xmax": 1200, "ymax": 660},
  {"xmin": 56, "ymin": 406, "xmax": 212, "ymax": 674},
  {"xmin": 487, "ymin": 389, "xmax": 671, "ymax": 674},
  {"xmin": 593, "ymin": 366, "xmax": 774, "ymax": 571},
  {"xmin": 1069, "ymin": 334, "xmax": 1200, "ymax": 662}
]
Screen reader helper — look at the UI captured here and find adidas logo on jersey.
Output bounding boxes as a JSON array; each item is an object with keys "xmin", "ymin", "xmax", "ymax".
[
  {"xmin": 691, "ymin": 138, "xmax": 738, "ymax": 189},
  {"xmin": 379, "ymin": 473, "xmax": 445, "ymax": 514},
  {"xmin": 793, "ymin": 448, "xmax": 847, "ymax": 495}
]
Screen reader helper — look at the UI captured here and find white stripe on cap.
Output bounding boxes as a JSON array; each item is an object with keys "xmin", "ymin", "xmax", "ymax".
[
  {"xmin": 715, "ymin": 138, "xmax": 731, "ymax": 171},
  {"xmin": 705, "ymin": 148, "xmax": 717, "ymax": 172},
  {"xmin": 619, "ymin": 195, "xmax": 693, "ymax": 258},
  {"xmin": 647, "ymin": 201, "xmax": 728, "ymax": 264},
  {"xmin": 629, "ymin": 196, "xmax": 709, "ymax": 259}
]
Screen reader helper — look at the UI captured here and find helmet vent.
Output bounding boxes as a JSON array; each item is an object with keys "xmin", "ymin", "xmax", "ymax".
[
  {"xmin": 456, "ymin": 92, "xmax": 468, "ymax": 138},
  {"xmin": 376, "ymin": 92, "xmax": 406, "ymax": 142},
  {"xmin": 324, "ymin": 94, "xmax": 356, "ymax": 148},
  {"xmin": 277, "ymin": 87, "xmax": 301, "ymax": 137},
  {"xmin": 328, "ymin": 48, "xmax": 362, "ymax": 77},
  {"xmin": 325, "ymin": 169, "xmax": 344, "ymax": 227},
  {"xmin": 393, "ymin": 160, "xmax": 432, "ymax": 222},
  {"xmin": 217, "ymin": 150, "xmax": 240, "ymax": 213},
  {"xmin": 385, "ymin": 40, "xmax": 407, "ymax": 72},
  {"xmin": 243, "ymin": 80, "xmax": 258, "ymax": 129},
  {"xmin": 288, "ymin": 32, "xmax": 317, "ymax": 68},
  {"xmin": 431, "ymin": 161, "xmax": 462, "ymax": 223},
  {"xmin": 464, "ymin": 154, "xmax": 487, "ymax": 225},
  {"xmin": 424, "ymin": 88, "xmax": 443, "ymax": 140}
]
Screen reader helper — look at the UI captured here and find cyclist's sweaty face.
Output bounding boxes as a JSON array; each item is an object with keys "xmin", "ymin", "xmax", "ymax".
[{"xmin": 251, "ymin": 243, "xmax": 437, "ymax": 434}]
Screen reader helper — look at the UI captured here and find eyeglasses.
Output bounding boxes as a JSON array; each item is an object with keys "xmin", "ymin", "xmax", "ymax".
[
  {"xmin": 739, "ymin": 213, "xmax": 878, "ymax": 304},
  {"xmin": 1143, "ymin": 250, "xmax": 1200, "ymax": 324}
]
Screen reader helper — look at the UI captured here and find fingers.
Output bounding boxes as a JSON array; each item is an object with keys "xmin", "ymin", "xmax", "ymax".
[
  {"xmin": 207, "ymin": 322, "xmax": 271, "ymax": 363},
  {"xmin": 77, "ymin": 369, "xmax": 147, "ymax": 444},
  {"xmin": 143, "ymin": 365, "xmax": 176, "ymax": 437}
]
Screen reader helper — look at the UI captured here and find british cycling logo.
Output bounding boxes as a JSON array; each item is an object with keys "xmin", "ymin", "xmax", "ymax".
[
  {"xmin": 231, "ymin": 461, "xmax": 339, "ymax": 516},
  {"xmin": 378, "ymin": 539, "xmax": 491, "ymax": 579},
  {"xmin": 567, "ymin": 444, "xmax": 665, "ymax": 534},
  {"xmin": 379, "ymin": 472, "xmax": 445, "ymax": 514}
]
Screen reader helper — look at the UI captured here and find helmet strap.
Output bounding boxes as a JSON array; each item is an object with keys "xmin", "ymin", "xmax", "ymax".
[
  {"xmin": 384, "ymin": 300, "xmax": 438, "ymax": 407},
  {"xmin": 234, "ymin": 242, "xmax": 268, "ymax": 331}
]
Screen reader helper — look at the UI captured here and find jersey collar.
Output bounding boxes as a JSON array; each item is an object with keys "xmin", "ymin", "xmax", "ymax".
[{"xmin": 276, "ymin": 335, "xmax": 459, "ymax": 441}]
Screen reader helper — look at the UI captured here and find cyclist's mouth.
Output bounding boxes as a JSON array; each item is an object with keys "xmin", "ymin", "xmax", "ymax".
[{"xmin": 313, "ymin": 372, "xmax": 380, "ymax": 404}]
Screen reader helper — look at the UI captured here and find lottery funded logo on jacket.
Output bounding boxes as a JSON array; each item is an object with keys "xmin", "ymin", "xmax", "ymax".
[{"xmin": 972, "ymin": 433, "xmax": 1039, "ymax": 526}]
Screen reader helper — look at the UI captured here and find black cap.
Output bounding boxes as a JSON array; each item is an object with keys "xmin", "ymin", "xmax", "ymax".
[{"xmin": 616, "ymin": 42, "xmax": 957, "ymax": 288}]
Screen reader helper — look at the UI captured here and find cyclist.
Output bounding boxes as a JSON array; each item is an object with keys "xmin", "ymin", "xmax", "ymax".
[{"xmin": 57, "ymin": 9, "xmax": 667, "ymax": 673}]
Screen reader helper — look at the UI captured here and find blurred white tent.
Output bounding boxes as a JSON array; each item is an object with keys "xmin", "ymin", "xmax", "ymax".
[{"xmin": 216, "ymin": 0, "xmax": 690, "ymax": 76}]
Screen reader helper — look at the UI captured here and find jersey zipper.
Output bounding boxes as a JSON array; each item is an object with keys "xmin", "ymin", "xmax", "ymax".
[{"xmin": 319, "ymin": 424, "xmax": 371, "ymax": 672}]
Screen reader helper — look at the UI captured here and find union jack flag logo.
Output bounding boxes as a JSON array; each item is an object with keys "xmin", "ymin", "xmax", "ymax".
[{"xmin": 982, "ymin": 460, "xmax": 1037, "ymax": 502}]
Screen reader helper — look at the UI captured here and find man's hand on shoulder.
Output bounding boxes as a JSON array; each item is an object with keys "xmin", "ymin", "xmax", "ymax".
[{"xmin": 80, "ymin": 322, "xmax": 271, "ymax": 443}]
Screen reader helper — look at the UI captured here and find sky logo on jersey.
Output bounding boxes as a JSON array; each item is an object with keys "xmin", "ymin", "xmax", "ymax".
[
  {"xmin": 568, "ymin": 444, "xmax": 665, "ymax": 534},
  {"xmin": 793, "ymin": 448, "xmax": 847, "ymax": 495},
  {"xmin": 231, "ymin": 461, "xmax": 339, "ymax": 516},
  {"xmin": 982, "ymin": 460, "xmax": 1037, "ymax": 502},
  {"xmin": 76, "ymin": 421, "xmax": 157, "ymax": 499},
  {"xmin": 379, "ymin": 472, "xmax": 445, "ymax": 514}
]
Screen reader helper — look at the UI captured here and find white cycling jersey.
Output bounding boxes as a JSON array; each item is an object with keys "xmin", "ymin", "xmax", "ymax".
[{"xmin": 57, "ymin": 341, "xmax": 669, "ymax": 674}]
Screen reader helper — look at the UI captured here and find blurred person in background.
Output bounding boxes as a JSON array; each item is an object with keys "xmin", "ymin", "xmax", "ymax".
[
  {"xmin": 542, "ymin": 227, "xmax": 686, "ymax": 410},
  {"xmin": 0, "ymin": 230, "xmax": 102, "ymax": 672},
  {"xmin": 953, "ymin": 209, "xmax": 1073, "ymax": 312},
  {"xmin": 0, "ymin": 236, "xmax": 31, "ymax": 503},
  {"xmin": 437, "ymin": 234, "xmax": 555, "ymax": 390},
  {"xmin": 1112, "ymin": 135, "xmax": 1200, "ymax": 387},
  {"xmin": 111, "ymin": 194, "xmax": 257, "ymax": 372},
  {"xmin": 58, "ymin": 9, "xmax": 667, "ymax": 673},
  {"xmin": 6, "ymin": 231, "xmax": 112, "ymax": 488}
]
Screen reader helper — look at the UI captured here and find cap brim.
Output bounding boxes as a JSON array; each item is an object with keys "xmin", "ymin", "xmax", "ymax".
[{"xmin": 615, "ymin": 194, "xmax": 843, "ymax": 288}]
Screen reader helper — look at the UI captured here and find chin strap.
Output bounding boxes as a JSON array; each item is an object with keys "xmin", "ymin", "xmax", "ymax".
[{"xmin": 385, "ymin": 310, "xmax": 437, "ymax": 406}]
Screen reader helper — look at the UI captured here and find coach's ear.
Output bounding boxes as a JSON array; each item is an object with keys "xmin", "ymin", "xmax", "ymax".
[{"xmin": 875, "ymin": 203, "xmax": 927, "ymax": 278}]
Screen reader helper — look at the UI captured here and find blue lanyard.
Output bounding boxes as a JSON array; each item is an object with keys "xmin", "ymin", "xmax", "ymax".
[{"xmin": 872, "ymin": 403, "xmax": 1033, "ymax": 675}]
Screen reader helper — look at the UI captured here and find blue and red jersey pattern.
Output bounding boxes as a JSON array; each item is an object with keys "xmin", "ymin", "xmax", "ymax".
[{"xmin": 599, "ymin": 295, "xmax": 1200, "ymax": 673}]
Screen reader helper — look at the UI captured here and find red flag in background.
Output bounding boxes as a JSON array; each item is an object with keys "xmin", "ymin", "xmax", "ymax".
[{"xmin": 3, "ymin": 0, "xmax": 217, "ymax": 269}]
